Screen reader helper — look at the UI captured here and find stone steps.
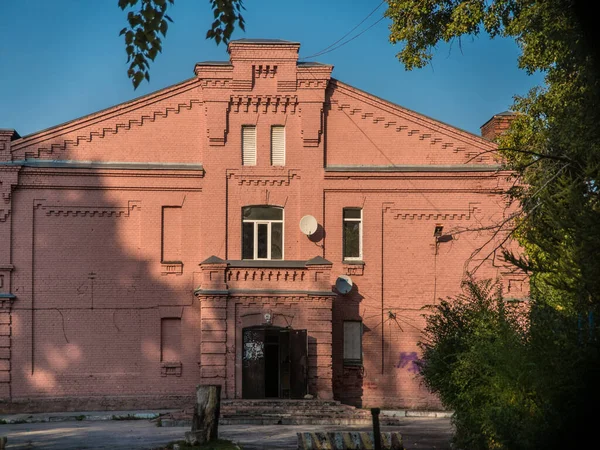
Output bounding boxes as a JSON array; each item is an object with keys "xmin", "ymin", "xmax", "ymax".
[{"xmin": 158, "ymin": 399, "xmax": 403, "ymax": 427}]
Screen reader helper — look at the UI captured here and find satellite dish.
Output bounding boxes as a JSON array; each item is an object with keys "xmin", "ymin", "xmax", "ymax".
[
  {"xmin": 335, "ymin": 275, "xmax": 353, "ymax": 294},
  {"xmin": 299, "ymin": 215, "xmax": 318, "ymax": 236}
]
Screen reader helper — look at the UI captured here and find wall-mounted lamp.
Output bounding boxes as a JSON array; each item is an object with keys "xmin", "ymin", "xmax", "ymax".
[{"xmin": 434, "ymin": 225, "xmax": 444, "ymax": 238}]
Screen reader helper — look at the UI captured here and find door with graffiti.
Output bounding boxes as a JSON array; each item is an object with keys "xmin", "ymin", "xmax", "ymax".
[{"xmin": 242, "ymin": 326, "xmax": 307, "ymax": 399}]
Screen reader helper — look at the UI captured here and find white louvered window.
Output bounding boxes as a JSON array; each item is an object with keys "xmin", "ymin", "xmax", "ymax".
[
  {"xmin": 242, "ymin": 126, "xmax": 257, "ymax": 166},
  {"xmin": 271, "ymin": 126, "xmax": 285, "ymax": 166}
]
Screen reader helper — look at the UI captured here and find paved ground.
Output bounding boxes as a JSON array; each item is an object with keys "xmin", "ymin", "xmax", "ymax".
[{"xmin": 0, "ymin": 416, "xmax": 453, "ymax": 449}]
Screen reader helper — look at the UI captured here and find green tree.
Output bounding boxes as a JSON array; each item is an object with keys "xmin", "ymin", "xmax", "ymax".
[
  {"xmin": 118, "ymin": 0, "xmax": 245, "ymax": 88},
  {"xmin": 387, "ymin": 1, "xmax": 600, "ymax": 448},
  {"xmin": 419, "ymin": 279, "xmax": 600, "ymax": 450},
  {"xmin": 385, "ymin": 1, "xmax": 600, "ymax": 309}
]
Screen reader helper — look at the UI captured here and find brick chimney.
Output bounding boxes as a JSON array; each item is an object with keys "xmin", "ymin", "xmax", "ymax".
[
  {"xmin": 481, "ymin": 111, "xmax": 517, "ymax": 141},
  {"xmin": 0, "ymin": 129, "xmax": 19, "ymax": 162}
]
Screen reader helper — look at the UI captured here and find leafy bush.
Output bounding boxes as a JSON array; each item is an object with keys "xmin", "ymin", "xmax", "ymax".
[{"xmin": 418, "ymin": 278, "xmax": 600, "ymax": 450}]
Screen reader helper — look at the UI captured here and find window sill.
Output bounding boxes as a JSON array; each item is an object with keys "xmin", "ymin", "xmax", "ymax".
[
  {"xmin": 161, "ymin": 262, "xmax": 183, "ymax": 275},
  {"xmin": 343, "ymin": 361, "xmax": 363, "ymax": 368},
  {"xmin": 342, "ymin": 260, "xmax": 364, "ymax": 276},
  {"xmin": 161, "ymin": 361, "xmax": 182, "ymax": 377}
]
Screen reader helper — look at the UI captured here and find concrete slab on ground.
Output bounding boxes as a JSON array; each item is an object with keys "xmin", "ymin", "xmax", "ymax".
[
  {"xmin": 0, "ymin": 410, "xmax": 175, "ymax": 425},
  {"xmin": 0, "ymin": 416, "xmax": 453, "ymax": 450}
]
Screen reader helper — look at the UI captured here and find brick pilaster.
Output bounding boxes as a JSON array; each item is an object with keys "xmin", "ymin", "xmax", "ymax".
[
  {"xmin": 197, "ymin": 256, "xmax": 229, "ymax": 386},
  {"xmin": 0, "ymin": 296, "xmax": 14, "ymax": 400}
]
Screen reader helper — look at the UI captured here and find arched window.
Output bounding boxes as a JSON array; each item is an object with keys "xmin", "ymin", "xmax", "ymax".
[{"xmin": 242, "ymin": 206, "xmax": 283, "ymax": 260}]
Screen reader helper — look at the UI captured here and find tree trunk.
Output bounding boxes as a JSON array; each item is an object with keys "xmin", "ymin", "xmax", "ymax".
[{"xmin": 185, "ymin": 385, "xmax": 221, "ymax": 445}]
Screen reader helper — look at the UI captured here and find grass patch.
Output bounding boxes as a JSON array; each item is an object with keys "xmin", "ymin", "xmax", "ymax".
[{"xmin": 160, "ymin": 439, "xmax": 242, "ymax": 449}]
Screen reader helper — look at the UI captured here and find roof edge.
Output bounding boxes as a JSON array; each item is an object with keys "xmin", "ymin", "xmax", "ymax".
[
  {"xmin": 325, "ymin": 164, "xmax": 503, "ymax": 173},
  {"xmin": 480, "ymin": 111, "xmax": 517, "ymax": 129},
  {"xmin": 11, "ymin": 77, "xmax": 201, "ymax": 150}
]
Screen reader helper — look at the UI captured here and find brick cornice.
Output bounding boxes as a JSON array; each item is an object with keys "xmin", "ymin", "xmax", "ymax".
[
  {"xmin": 226, "ymin": 168, "xmax": 300, "ymax": 186},
  {"xmin": 328, "ymin": 79, "xmax": 497, "ymax": 152},
  {"xmin": 11, "ymin": 77, "xmax": 202, "ymax": 155}
]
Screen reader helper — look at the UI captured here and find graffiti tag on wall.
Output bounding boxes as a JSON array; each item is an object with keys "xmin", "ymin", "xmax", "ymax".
[
  {"xmin": 396, "ymin": 352, "xmax": 420, "ymax": 373},
  {"xmin": 243, "ymin": 330, "xmax": 264, "ymax": 361}
]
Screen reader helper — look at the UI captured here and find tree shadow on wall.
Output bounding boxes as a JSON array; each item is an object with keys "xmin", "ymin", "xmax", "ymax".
[
  {"xmin": 9, "ymin": 137, "xmax": 203, "ymax": 412},
  {"xmin": 331, "ymin": 281, "xmax": 364, "ymax": 407}
]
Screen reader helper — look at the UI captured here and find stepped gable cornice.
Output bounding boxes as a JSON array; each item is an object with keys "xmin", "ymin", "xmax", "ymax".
[
  {"xmin": 328, "ymin": 79, "xmax": 497, "ymax": 153},
  {"xmin": 10, "ymin": 77, "xmax": 202, "ymax": 154}
]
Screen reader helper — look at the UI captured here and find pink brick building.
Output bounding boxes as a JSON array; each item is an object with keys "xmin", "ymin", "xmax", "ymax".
[{"xmin": 0, "ymin": 39, "xmax": 525, "ymax": 412}]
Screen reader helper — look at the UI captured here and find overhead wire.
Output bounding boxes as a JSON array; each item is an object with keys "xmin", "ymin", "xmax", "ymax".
[{"xmin": 300, "ymin": 1, "xmax": 387, "ymax": 60}]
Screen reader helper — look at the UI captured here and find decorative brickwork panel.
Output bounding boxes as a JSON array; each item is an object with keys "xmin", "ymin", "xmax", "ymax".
[
  {"xmin": 162, "ymin": 206, "xmax": 182, "ymax": 263},
  {"xmin": 161, "ymin": 318, "xmax": 182, "ymax": 363}
]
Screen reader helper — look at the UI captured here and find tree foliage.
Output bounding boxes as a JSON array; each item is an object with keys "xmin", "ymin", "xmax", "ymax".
[
  {"xmin": 387, "ymin": 1, "xmax": 600, "ymax": 448},
  {"xmin": 387, "ymin": 0, "xmax": 600, "ymax": 314},
  {"xmin": 419, "ymin": 279, "xmax": 599, "ymax": 450},
  {"xmin": 118, "ymin": 0, "xmax": 245, "ymax": 89}
]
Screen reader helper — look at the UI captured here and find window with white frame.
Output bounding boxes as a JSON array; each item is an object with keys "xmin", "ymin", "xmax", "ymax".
[
  {"xmin": 242, "ymin": 126, "xmax": 257, "ymax": 166},
  {"xmin": 343, "ymin": 321, "xmax": 362, "ymax": 365},
  {"xmin": 242, "ymin": 206, "xmax": 283, "ymax": 260},
  {"xmin": 343, "ymin": 208, "xmax": 362, "ymax": 260},
  {"xmin": 271, "ymin": 126, "xmax": 285, "ymax": 166}
]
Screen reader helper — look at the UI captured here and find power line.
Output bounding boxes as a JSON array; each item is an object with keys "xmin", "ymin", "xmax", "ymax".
[{"xmin": 300, "ymin": 1, "xmax": 387, "ymax": 60}]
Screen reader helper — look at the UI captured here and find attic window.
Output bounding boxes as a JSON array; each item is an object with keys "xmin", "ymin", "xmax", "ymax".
[
  {"xmin": 271, "ymin": 126, "xmax": 285, "ymax": 166},
  {"xmin": 242, "ymin": 126, "xmax": 257, "ymax": 166}
]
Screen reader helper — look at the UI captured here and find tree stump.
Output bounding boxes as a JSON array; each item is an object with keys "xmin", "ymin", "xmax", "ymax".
[{"xmin": 185, "ymin": 384, "xmax": 221, "ymax": 445}]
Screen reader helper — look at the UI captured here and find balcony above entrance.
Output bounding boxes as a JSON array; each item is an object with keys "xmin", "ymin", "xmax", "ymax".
[{"xmin": 195, "ymin": 256, "xmax": 334, "ymax": 296}]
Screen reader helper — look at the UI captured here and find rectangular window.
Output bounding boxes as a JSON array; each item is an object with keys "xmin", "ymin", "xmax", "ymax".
[
  {"xmin": 242, "ymin": 206, "xmax": 284, "ymax": 260},
  {"xmin": 343, "ymin": 208, "xmax": 362, "ymax": 260},
  {"xmin": 271, "ymin": 126, "xmax": 285, "ymax": 166},
  {"xmin": 161, "ymin": 318, "xmax": 181, "ymax": 362},
  {"xmin": 343, "ymin": 321, "xmax": 362, "ymax": 365},
  {"xmin": 242, "ymin": 126, "xmax": 257, "ymax": 166}
]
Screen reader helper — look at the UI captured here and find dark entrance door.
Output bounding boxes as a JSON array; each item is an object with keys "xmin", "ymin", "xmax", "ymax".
[
  {"xmin": 242, "ymin": 326, "xmax": 307, "ymax": 399},
  {"xmin": 289, "ymin": 329, "xmax": 308, "ymax": 399},
  {"xmin": 242, "ymin": 327, "xmax": 265, "ymax": 399}
]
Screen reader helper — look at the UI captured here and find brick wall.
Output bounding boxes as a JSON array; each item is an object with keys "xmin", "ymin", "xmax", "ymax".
[{"xmin": 0, "ymin": 39, "xmax": 523, "ymax": 412}]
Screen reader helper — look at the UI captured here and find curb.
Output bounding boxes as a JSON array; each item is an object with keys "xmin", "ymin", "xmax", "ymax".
[
  {"xmin": 0, "ymin": 409, "xmax": 453, "ymax": 425},
  {"xmin": 382, "ymin": 410, "xmax": 453, "ymax": 418},
  {"xmin": 0, "ymin": 411, "xmax": 164, "ymax": 425}
]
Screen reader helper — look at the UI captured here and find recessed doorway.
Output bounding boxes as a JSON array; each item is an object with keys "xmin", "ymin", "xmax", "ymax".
[{"xmin": 242, "ymin": 326, "xmax": 307, "ymax": 399}]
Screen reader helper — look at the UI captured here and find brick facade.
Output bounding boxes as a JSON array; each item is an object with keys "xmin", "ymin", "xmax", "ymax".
[{"xmin": 0, "ymin": 39, "xmax": 525, "ymax": 412}]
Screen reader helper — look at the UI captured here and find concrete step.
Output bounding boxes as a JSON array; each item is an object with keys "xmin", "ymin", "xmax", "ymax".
[
  {"xmin": 159, "ymin": 416, "xmax": 400, "ymax": 427},
  {"xmin": 221, "ymin": 399, "xmax": 341, "ymax": 407},
  {"xmin": 157, "ymin": 399, "xmax": 404, "ymax": 427},
  {"xmin": 220, "ymin": 406, "xmax": 365, "ymax": 414},
  {"xmin": 220, "ymin": 416, "xmax": 376, "ymax": 426}
]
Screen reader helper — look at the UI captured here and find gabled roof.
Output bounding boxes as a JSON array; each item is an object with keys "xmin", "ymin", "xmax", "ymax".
[
  {"xmin": 328, "ymin": 79, "xmax": 496, "ymax": 151},
  {"xmin": 10, "ymin": 77, "xmax": 200, "ymax": 151}
]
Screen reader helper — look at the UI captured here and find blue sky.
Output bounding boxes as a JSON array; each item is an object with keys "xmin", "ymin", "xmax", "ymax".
[{"xmin": 0, "ymin": 0, "xmax": 544, "ymax": 137}]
